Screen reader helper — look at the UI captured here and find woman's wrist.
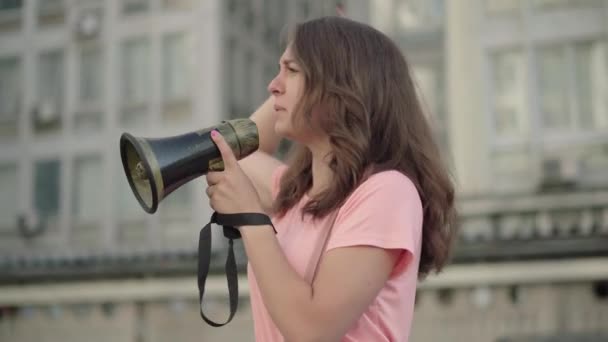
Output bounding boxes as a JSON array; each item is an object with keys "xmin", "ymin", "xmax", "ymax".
[{"xmin": 250, "ymin": 97, "xmax": 281, "ymax": 155}]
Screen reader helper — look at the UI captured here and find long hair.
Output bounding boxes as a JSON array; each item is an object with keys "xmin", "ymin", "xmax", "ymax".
[{"xmin": 273, "ymin": 17, "xmax": 457, "ymax": 278}]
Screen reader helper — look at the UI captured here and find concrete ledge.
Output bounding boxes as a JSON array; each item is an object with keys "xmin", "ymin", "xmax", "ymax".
[{"xmin": 1, "ymin": 257, "xmax": 607, "ymax": 305}]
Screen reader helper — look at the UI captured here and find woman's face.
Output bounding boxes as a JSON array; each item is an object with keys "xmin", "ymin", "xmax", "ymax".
[{"xmin": 267, "ymin": 46, "xmax": 308, "ymax": 141}]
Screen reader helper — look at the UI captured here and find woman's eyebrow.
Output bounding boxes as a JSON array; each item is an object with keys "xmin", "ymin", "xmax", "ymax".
[{"xmin": 280, "ymin": 59, "xmax": 297, "ymax": 66}]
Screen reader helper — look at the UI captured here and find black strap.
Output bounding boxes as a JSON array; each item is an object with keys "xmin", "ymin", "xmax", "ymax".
[{"xmin": 198, "ymin": 212, "xmax": 275, "ymax": 327}]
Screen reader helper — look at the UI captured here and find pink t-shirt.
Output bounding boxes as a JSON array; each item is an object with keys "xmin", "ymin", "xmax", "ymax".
[{"xmin": 247, "ymin": 166, "xmax": 423, "ymax": 342}]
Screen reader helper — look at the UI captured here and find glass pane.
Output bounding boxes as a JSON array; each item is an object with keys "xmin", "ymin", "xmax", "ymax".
[
  {"xmin": 116, "ymin": 164, "xmax": 146, "ymax": 245},
  {"xmin": 492, "ymin": 50, "xmax": 528, "ymax": 137},
  {"xmin": 0, "ymin": 0, "xmax": 22, "ymax": 10},
  {"xmin": 224, "ymin": 37, "xmax": 236, "ymax": 119},
  {"xmin": 35, "ymin": 50, "xmax": 63, "ymax": 134},
  {"xmin": 537, "ymin": 46, "xmax": 570, "ymax": 130},
  {"xmin": 0, "ymin": 56, "xmax": 20, "ymax": 138},
  {"xmin": 160, "ymin": 183, "xmax": 192, "ymax": 247},
  {"xmin": 262, "ymin": 0, "xmax": 284, "ymax": 54},
  {"xmin": 123, "ymin": 0, "xmax": 148, "ymax": 15},
  {"xmin": 0, "ymin": 164, "xmax": 18, "ymax": 230},
  {"xmin": 162, "ymin": 0, "xmax": 193, "ymax": 10},
  {"xmin": 76, "ymin": 46, "xmax": 103, "ymax": 132},
  {"xmin": 72, "ymin": 156, "xmax": 102, "ymax": 247},
  {"xmin": 396, "ymin": 0, "xmax": 443, "ymax": 31},
  {"xmin": 162, "ymin": 33, "xmax": 192, "ymax": 122},
  {"xmin": 121, "ymin": 38, "xmax": 149, "ymax": 124},
  {"xmin": 575, "ymin": 40, "xmax": 608, "ymax": 130},
  {"xmin": 0, "ymin": 0, "xmax": 22, "ymax": 32},
  {"xmin": 37, "ymin": 0, "xmax": 65, "ymax": 27},
  {"xmin": 232, "ymin": 45, "xmax": 246, "ymax": 114},
  {"xmin": 72, "ymin": 155, "xmax": 102, "ymax": 222},
  {"xmin": 370, "ymin": 0, "xmax": 395, "ymax": 35},
  {"xmin": 79, "ymin": 46, "xmax": 103, "ymax": 105},
  {"xmin": 412, "ymin": 66, "xmax": 439, "ymax": 121},
  {"xmin": 34, "ymin": 160, "xmax": 60, "ymax": 231}
]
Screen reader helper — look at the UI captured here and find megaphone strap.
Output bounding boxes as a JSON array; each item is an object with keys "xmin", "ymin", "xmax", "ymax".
[{"xmin": 198, "ymin": 212, "xmax": 275, "ymax": 327}]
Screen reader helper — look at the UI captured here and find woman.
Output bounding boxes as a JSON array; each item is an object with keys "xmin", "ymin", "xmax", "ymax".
[{"xmin": 205, "ymin": 16, "xmax": 457, "ymax": 342}]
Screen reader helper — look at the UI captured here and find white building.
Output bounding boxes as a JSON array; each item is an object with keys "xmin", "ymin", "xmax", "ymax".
[{"xmin": 1, "ymin": 0, "xmax": 608, "ymax": 341}]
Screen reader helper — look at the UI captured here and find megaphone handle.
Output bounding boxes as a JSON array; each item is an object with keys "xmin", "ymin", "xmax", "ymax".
[{"xmin": 197, "ymin": 212, "xmax": 275, "ymax": 327}]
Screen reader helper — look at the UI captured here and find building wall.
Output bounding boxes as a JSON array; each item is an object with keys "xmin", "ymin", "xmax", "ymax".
[
  {"xmin": 447, "ymin": 0, "xmax": 608, "ymax": 196},
  {"xmin": 2, "ymin": 1, "xmax": 608, "ymax": 341},
  {"xmin": 1, "ymin": 281, "xmax": 608, "ymax": 341},
  {"xmin": 0, "ymin": 0, "xmax": 224, "ymax": 257}
]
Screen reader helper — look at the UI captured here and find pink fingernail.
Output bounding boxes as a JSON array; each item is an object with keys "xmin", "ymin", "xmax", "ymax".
[{"xmin": 211, "ymin": 130, "xmax": 218, "ymax": 137}]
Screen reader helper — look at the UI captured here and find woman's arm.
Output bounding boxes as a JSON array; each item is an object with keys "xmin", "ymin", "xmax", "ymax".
[
  {"xmin": 239, "ymin": 97, "xmax": 285, "ymax": 212},
  {"xmin": 206, "ymin": 130, "xmax": 410, "ymax": 342},
  {"xmin": 241, "ymin": 226, "xmax": 401, "ymax": 342}
]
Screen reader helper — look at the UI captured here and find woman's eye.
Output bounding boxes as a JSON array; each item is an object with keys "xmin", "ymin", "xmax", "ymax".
[{"xmin": 287, "ymin": 67, "xmax": 298, "ymax": 73}]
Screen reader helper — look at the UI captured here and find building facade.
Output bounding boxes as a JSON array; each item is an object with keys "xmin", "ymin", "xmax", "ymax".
[{"xmin": 1, "ymin": 0, "xmax": 608, "ymax": 341}]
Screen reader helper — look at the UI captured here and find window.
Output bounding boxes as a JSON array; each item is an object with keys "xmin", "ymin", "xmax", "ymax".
[
  {"xmin": 536, "ymin": 40, "xmax": 607, "ymax": 134},
  {"xmin": 491, "ymin": 49, "xmax": 528, "ymax": 139},
  {"xmin": 483, "ymin": 1, "xmax": 608, "ymax": 190},
  {"xmin": 34, "ymin": 50, "xmax": 64, "ymax": 135},
  {"xmin": 412, "ymin": 65, "xmax": 441, "ymax": 122},
  {"xmin": 0, "ymin": 164, "xmax": 18, "ymax": 231},
  {"xmin": 162, "ymin": 0, "xmax": 193, "ymax": 10},
  {"xmin": 34, "ymin": 160, "xmax": 60, "ymax": 232},
  {"xmin": 76, "ymin": 45, "xmax": 104, "ymax": 132},
  {"xmin": 160, "ymin": 184, "xmax": 192, "ymax": 247},
  {"xmin": 37, "ymin": 0, "xmax": 65, "ymax": 28},
  {"xmin": 0, "ymin": 56, "xmax": 20, "ymax": 138},
  {"xmin": 262, "ymin": 0, "xmax": 284, "ymax": 52},
  {"xmin": 226, "ymin": 43, "xmax": 252, "ymax": 119},
  {"xmin": 370, "ymin": 0, "xmax": 395, "ymax": 35},
  {"xmin": 538, "ymin": 46, "xmax": 570, "ymax": 131},
  {"xmin": 411, "ymin": 64, "xmax": 449, "ymax": 158},
  {"xmin": 575, "ymin": 40, "xmax": 607, "ymax": 131},
  {"xmin": 0, "ymin": 0, "xmax": 22, "ymax": 32},
  {"xmin": 71, "ymin": 156, "xmax": 103, "ymax": 247},
  {"xmin": 121, "ymin": 38, "xmax": 150, "ymax": 125},
  {"xmin": 116, "ymin": 164, "xmax": 146, "ymax": 246},
  {"xmin": 123, "ymin": 0, "xmax": 149, "ymax": 15},
  {"xmin": 395, "ymin": 0, "xmax": 444, "ymax": 31},
  {"xmin": 297, "ymin": 0, "xmax": 311, "ymax": 20},
  {"xmin": 162, "ymin": 33, "xmax": 193, "ymax": 122}
]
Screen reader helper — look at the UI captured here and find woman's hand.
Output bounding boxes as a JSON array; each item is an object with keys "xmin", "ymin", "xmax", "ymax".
[{"xmin": 205, "ymin": 130, "xmax": 265, "ymax": 216}]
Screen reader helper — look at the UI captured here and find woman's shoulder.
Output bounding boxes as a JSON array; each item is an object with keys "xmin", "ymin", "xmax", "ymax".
[
  {"xmin": 340, "ymin": 169, "xmax": 422, "ymax": 213},
  {"xmin": 359, "ymin": 170, "xmax": 418, "ymax": 196}
]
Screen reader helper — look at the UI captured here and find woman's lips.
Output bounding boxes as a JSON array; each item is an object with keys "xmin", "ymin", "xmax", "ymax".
[{"xmin": 274, "ymin": 105, "xmax": 286, "ymax": 112}]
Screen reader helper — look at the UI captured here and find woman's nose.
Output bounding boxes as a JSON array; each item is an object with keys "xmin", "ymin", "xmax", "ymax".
[{"xmin": 267, "ymin": 74, "xmax": 284, "ymax": 96}]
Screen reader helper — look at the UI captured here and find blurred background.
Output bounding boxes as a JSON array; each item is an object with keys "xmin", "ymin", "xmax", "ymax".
[{"xmin": 0, "ymin": 0, "xmax": 607, "ymax": 341}]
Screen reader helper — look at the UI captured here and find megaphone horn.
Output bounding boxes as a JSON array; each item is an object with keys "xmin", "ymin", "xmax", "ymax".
[{"xmin": 120, "ymin": 119, "xmax": 259, "ymax": 214}]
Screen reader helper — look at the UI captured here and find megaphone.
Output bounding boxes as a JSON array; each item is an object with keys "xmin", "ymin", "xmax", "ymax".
[{"xmin": 120, "ymin": 119, "xmax": 259, "ymax": 214}]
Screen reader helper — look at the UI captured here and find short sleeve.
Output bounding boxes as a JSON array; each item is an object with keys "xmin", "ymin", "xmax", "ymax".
[{"xmin": 326, "ymin": 171, "xmax": 423, "ymax": 257}]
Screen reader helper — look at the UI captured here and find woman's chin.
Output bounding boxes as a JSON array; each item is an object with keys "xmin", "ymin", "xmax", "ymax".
[{"xmin": 274, "ymin": 122, "xmax": 291, "ymax": 139}]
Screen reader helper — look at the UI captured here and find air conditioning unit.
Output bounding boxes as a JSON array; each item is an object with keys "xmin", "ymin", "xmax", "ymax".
[
  {"xmin": 74, "ymin": 7, "xmax": 102, "ymax": 41},
  {"xmin": 538, "ymin": 156, "xmax": 580, "ymax": 190},
  {"xmin": 31, "ymin": 99, "xmax": 60, "ymax": 126},
  {"xmin": 0, "ymin": 4, "xmax": 21, "ymax": 28}
]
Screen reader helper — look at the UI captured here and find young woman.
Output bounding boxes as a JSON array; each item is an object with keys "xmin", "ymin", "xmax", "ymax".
[{"xmin": 205, "ymin": 16, "xmax": 457, "ymax": 342}]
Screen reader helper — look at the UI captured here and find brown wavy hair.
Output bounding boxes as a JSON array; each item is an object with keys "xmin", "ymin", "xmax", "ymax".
[{"xmin": 273, "ymin": 17, "xmax": 457, "ymax": 278}]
